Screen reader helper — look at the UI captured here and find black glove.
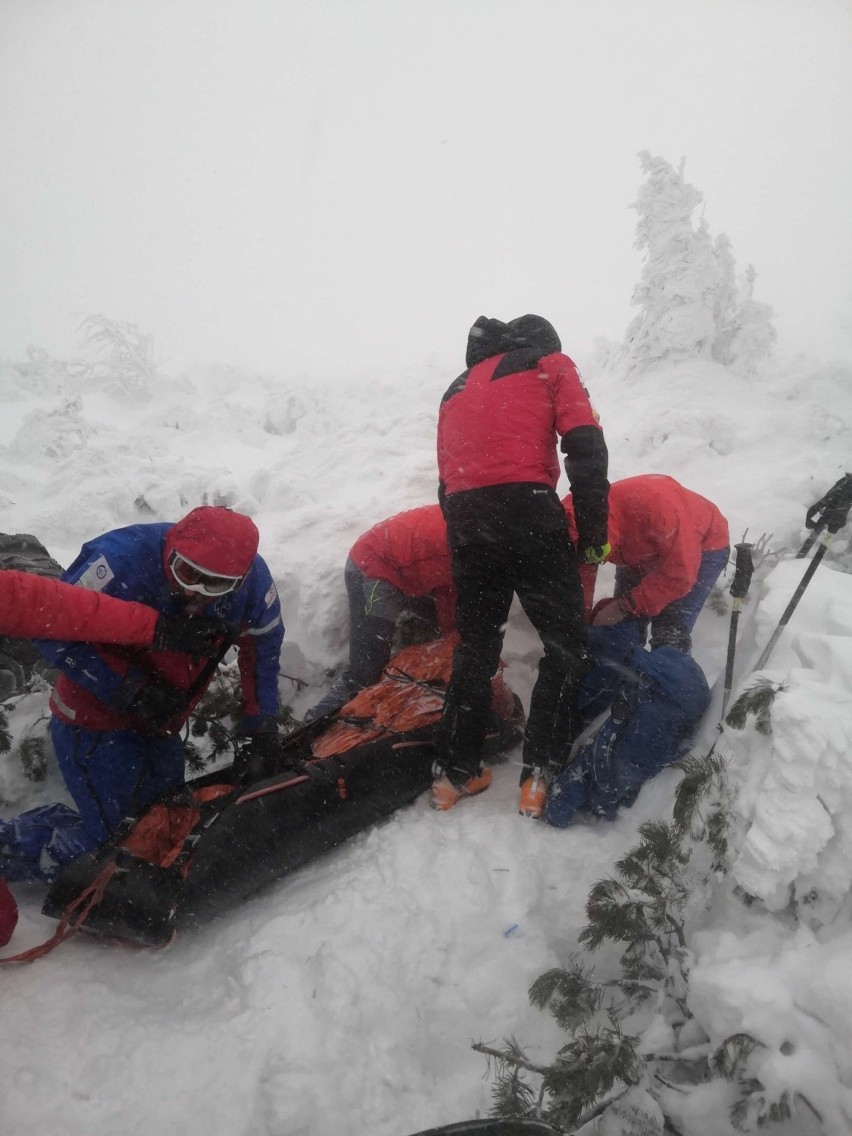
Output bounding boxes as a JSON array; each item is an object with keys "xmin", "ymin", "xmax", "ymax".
[
  {"xmin": 233, "ymin": 732, "xmax": 281, "ymax": 783},
  {"xmin": 125, "ymin": 678, "xmax": 190, "ymax": 730},
  {"xmin": 152, "ymin": 614, "xmax": 234, "ymax": 656}
]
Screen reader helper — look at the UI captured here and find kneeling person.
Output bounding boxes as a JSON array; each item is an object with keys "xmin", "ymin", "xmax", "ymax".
[
  {"xmin": 305, "ymin": 504, "xmax": 455, "ymax": 721},
  {"xmin": 564, "ymin": 474, "xmax": 730, "ymax": 652},
  {"xmin": 0, "ymin": 506, "xmax": 284, "ymax": 882}
]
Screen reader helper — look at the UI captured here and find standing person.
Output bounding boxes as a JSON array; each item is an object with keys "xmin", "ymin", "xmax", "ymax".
[
  {"xmin": 0, "ymin": 506, "xmax": 284, "ymax": 883},
  {"xmin": 432, "ymin": 314, "xmax": 610, "ymax": 816},
  {"xmin": 304, "ymin": 504, "xmax": 455, "ymax": 721},
  {"xmin": 563, "ymin": 473, "xmax": 730, "ymax": 650}
]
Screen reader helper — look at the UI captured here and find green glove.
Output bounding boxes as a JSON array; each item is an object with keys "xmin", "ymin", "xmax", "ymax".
[{"xmin": 582, "ymin": 542, "xmax": 612, "ymax": 566}]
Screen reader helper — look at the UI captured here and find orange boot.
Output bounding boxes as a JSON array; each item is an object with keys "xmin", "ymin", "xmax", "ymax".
[
  {"xmin": 429, "ymin": 766, "xmax": 493, "ymax": 811},
  {"xmin": 518, "ymin": 769, "xmax": 548, "ymax": 819}
]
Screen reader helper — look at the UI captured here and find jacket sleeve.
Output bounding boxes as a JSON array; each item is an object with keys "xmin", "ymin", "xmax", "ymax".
[
  {"xmin": 547, "ymin": 356, "xmax": 610, "ymax": 550},
  {"xmin": 561, "ymin": 425, "xmax": 610, "ymax": 550},
  {"xmin": 0, "ymin": 570, "xmax": 159, "ymax": 644},
  {"xmin": 623, "ymin": 501, "xmax": 703, "ymax": 616},
  {"xmin": 234, "ymin": 559, "xmax": 285, "ymax": 733}
]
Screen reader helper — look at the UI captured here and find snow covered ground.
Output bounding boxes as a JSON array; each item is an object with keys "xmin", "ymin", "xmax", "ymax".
[
  {"xmin": 0, "ymin": 340, "xmax": 850, "ymax": 1135},
  {"xmin": 2, "ymin": 0, "xmax": 851, "ymax": 1129}
]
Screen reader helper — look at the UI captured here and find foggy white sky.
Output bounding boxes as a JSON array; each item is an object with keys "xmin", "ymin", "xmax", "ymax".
[{"xmin": 1, "ymin": 0, "xmax": 850, "ymax": 374}]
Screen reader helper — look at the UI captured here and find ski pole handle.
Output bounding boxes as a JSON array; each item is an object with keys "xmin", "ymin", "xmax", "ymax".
[
  {"xmin": 729, "ymin": 542, "xmax": 755, "ymax": 600},
  {"xmin": 798, "ymin": 473, "xmax": 852, "ymax": 557},
  {"xmin": 804, "ymin": 473, "xmax": 852, "ymax": 534}
]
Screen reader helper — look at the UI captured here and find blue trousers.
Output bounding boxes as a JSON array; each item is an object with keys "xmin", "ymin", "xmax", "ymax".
[
  {"xmin": 616, "ymin": 546, "xmax": 730, "ymax": 651},
  {"xmin": 0, "ymin": 720, "xmax": 185, "ymax": 882}
]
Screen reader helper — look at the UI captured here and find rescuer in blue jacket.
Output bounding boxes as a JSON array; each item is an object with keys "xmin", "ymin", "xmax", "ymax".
[{"xmin": 0, "ymin": 506, "xmax": 284, "ymax": 882}]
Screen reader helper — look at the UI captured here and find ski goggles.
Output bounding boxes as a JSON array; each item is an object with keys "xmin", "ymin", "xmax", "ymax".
[{"xmin": 169, "ymin": 552, "xmax": 243, "ymax": 597}]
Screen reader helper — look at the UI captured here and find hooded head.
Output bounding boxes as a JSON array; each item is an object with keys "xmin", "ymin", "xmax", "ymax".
[
  {"xmin": 164, "ymin": 506, "xmax": 259, "ymax": 597},
  {"xmin": 505, "ymin": 314, "xmax": 561, "ymax": 355},
  {"xmin": 465, "ymin": 316, "xmax": 510, "ymax": 368}
]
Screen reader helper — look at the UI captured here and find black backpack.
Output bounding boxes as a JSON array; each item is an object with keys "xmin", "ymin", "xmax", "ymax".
[{"xmin": 0, "ymin": 533, "xmax": 64, "ymax": 698}]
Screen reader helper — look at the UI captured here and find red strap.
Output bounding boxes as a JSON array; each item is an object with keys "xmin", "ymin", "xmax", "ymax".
[{"xmin": 0, "ymin": 861, "xmax": 118, "ymax": 965}]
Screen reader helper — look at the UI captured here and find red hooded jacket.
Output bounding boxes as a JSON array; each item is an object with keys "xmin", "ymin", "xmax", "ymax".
[
  {"xmin": 349, "ymin": 505, "xmax": 456, "ymax": 632},
  {"xmin": 438, "ymin": 350, "xmax": 602, "ymax": 495},
  {"xmin": 0, "ymin": 570, "xmax": 159, "ymax": 643},
  {"xmin": 564, "ymin": 475, "xmax": 730, "ymax": 618}
]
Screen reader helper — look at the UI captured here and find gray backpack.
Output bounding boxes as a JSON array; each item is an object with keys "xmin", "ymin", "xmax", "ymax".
[{"xmin": 0, "ymin": 533, "xmax": 64, "ymax": 698}]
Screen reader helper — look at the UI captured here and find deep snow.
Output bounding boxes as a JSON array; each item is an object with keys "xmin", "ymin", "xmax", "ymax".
[{"xmin": 0, "ymin": 338, "xmax": 850, "ymax": 1134}]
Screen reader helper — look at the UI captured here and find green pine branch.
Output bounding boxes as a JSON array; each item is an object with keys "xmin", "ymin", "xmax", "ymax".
[
  {"xmin": 16, "ymin": 736, "xmax": 48, "ymax": 782},
  {"xmin": 725, "ymin": 677, "xmax": 783, "ymax": 735},
  {"xmin": 0, "ymin": 707, "xmax": 11, "ymax": 754},
  {"xmin": 529, "ymin": 963, "xmax": 603, "ymax": 1031},
  {"xmin": 544, "ymin": 1023, "xmax": 640, "ymax": 1130},
  {"xmin": 481, "ymin": 689, "xmax": 753, "ymax": 1133}
]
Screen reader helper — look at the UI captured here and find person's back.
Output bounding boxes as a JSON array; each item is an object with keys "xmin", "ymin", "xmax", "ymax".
[
  {"xmin": 605, "ymin": 476, "xmax": 729, "ymax": 574},
  {"xmin": 564, "ymin": 474, "xmax": 730, "ymax": 651},
  {"xmin": 350, "ymin": 504, "xmax": 452, "ymax": 600},
  {"xmin": 432, "ymin": 314, "xmax": 610, "ymax": 815},
  {"xmin": 438, "ymin": 315, "xmax": 607, "ymax": 541},
  {"xmin": 304, "ymin": 504, "xmax": 457, "ymax": 723}
]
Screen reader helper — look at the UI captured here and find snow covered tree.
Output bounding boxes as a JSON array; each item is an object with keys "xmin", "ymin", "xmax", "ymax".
[
  {"xmin": 728, "ymin": 265, "xmax": 777, "ymax": 375},
  {"xmin": 710, "ymin": 233, "xmax": 739, "ymax": 366},
  {"xmin": 622, "ymin": 152, "xmax": 719, "ymax": 373},
  {"xmin": 620, "ymin": 153, "xmax": 776, "ymax": 378},
  {"xmin": 72, "ymin": 314, "xmax": 157, "ymax": 401}
]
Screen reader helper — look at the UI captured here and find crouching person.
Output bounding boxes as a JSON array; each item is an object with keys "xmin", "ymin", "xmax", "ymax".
[
  {"xmin": 0, "ymin": 506, "xmax": 284, "ymax": 884},
  {"xmin": 304, "ymin": 504, "xmax": 456, "ymax": 721},
  {"xmin": 564, "ymin": 474, "xmax": 730, "ymax": 652}
]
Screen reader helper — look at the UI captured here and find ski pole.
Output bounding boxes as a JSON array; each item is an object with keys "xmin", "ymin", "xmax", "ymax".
[
  {"xmin": 721, "ymin": 542, "xmax": 755, "ymax": 718},
  {"xmin": 753, "ymin": 475, "xmax": 852, "ymax": 672}
]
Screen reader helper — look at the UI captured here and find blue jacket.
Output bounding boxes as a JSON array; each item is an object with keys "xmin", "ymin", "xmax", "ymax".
[
  {"xmin": 545, "ymin": 624, "xmax": 711, "ymax": 826},
  {"xmin": 37, "ymin": 522, "xmax": 284, "ymax": 733}
]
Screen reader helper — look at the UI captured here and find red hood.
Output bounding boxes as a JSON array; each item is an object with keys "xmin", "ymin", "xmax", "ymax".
[{"xmin": 164, "ymin": 506, "xmax": 260, "ymax": 577}]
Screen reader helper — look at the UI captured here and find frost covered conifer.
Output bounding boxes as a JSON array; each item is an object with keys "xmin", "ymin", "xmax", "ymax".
[
  {"xmin": 73, "ymin": 314, "xmax": 157, "ymax": 401},
  {"xmin": 711, "ymin": 233, "xmax": 739, "ymax": 365},
  {"xmin": 728, "ymin": 265, "xmax": 777, "ymax": 375},
  {"xmin": 621, "ymin": 153, "xmax": 775, "ymax": 378},
  {"xmin": 622, "ymin": 152, "xmax": 718, "ymax": 372}
]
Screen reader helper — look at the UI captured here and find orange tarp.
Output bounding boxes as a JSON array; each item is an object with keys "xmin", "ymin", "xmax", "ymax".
[
  {"xmin": 310, "ymin": 637, "xmax": 516, "ymax": 759},
  {"xmin": 121, "ymin": 784, "xmax": 232, "ymax": 869}
]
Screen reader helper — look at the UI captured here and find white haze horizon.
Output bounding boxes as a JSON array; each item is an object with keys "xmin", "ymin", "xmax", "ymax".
[{"xmin": 1, "ymin": 0, "xmax": 851, "ymax": 375}]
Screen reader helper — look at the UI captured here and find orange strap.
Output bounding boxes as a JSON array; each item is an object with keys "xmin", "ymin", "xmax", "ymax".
[{"xmin": 0, "ymin": 861, "xmax": 118, "ymax": 965}]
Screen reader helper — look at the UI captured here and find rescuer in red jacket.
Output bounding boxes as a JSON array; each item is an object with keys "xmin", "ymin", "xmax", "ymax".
[
  {"xmin": 563, "ymin": 474, "xmax": 730, "ymax": 651},
  {"xmin": 304, "ymin": 504, "xmax": 456, "ymax": 721},
  {"xmin": 432, "ymin": 314, "xmax": 610, "ymax": 816}
]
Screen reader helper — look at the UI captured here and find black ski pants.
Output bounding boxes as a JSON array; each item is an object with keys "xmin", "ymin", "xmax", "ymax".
[{"xmin": 435, "ymin": 494, "xmax": 590, "ymax": 784}]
